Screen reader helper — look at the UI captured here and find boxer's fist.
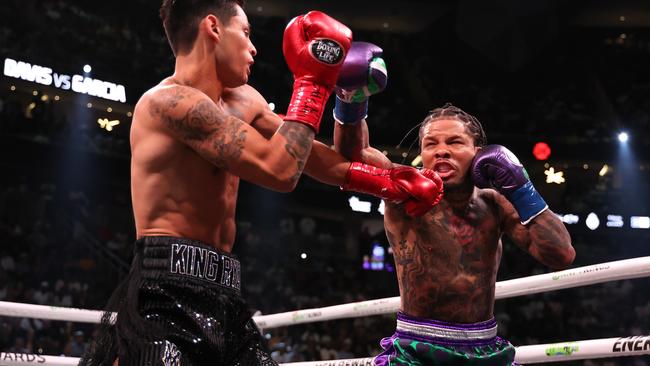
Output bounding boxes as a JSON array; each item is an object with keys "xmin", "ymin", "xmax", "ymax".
[
  {"xmin": 471, "ymin": 145, "xmax": 548, "ymax": 224},
  {"xmin": 283, "ymin": 11, "xmax": 352, "ymax": 88},
  {"xmin": 342, "ymin": 163, "xmax": 443, "ymax": 217},
  {"xmin": 334, "ymin": 42, "xmax": 387, "ymax": 124},
  {"xmin": 336, "ymin": 42, "xmax": 387, "ymax": 102},
  {"xmin": 283, "ymin": 12, "xmax": 352, "ymax": 132},
  {"xmin": 404, "ymin": 168, "xmax": 444, "ymax": 216}
]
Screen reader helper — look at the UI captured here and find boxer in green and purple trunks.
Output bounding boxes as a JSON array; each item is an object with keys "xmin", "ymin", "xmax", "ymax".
[{"xmin": 333, "ymin": 42, "xmax": 576, "ymax": 366}]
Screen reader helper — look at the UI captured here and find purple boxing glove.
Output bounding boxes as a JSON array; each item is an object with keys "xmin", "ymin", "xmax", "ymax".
[
  {"xmin": 471, "ymin": 145, "xmax": 548, "ymax": 224},
  {"xmin": 334, "ymin": 42, "xmax": 387, "ymax": 124}
]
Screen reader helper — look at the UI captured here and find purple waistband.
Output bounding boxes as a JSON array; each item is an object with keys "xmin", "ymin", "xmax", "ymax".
[{"xmin": 396, "ymin": 312, "xmax": 497, "ymax": 342}]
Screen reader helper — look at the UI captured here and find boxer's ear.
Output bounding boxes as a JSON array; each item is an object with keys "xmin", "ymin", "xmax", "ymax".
[{"xmin": 204, "ymin": 15, "xmax": 221, "ymax": 43}]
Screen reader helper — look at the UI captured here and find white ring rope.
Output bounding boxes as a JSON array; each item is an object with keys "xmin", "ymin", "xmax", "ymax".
[
  {"xmin": 1, "ymin": 335, "xmax": 648, "ymax": 365},
  {"xmin": 0, "ymin": 256, "xmax": 649, "ymax": 328},
  {"xmin": 257, "ymin": 256, "xmax": 650, "ymax": 328}
]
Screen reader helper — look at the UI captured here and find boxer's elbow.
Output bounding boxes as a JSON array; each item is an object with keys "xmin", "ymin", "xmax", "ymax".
[
  {"xmin": 561, "ymin": 243, "xmax": 576, "ymax": 268},
  {"xmin": 259, "ymin": 161, "xmax": 301, "ymax": 193},
  {"xmin": 541, "ymin": 242, "xmax": 576, "ymax": 270},
  {"xmin": 552, "ymin": 246, "xmax": 576, "ymax": 270},
  {"xmin": 555, "ymin": 232, "xmax": 576, "ymax": 269},
  {"xmin": 272, "ymin": 174, "xmax": 300, "ymax": 193}
]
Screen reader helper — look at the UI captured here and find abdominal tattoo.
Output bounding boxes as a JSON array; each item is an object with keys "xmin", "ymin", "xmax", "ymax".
[
  {"xmin": 277, "ymin": 123, "xmax": 315, "ymax": 185},
  {"xmin": 387, "ymin": 210, "xmax": 495, "ymax": 321}
]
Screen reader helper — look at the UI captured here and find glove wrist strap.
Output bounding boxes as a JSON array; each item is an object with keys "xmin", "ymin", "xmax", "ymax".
[
  {"xmin": 284, "ymin": 78, "xmax": 331, "ymax": 133},
  {"xmin": 507, "ymin": 181, "xmax": 549, "ymax": 225},
  {"xmin": 334, "ymin": 97, "xmax": 368, "ymax": 125},
  {"xmin": 341, "ymin": 162, "xmax": 396, "ymax": 201}
]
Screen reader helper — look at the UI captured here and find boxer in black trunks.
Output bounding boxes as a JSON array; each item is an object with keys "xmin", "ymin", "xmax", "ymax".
[{"xmin": 80, "ymin": 2, "xmax": 442, "ymax": 365}]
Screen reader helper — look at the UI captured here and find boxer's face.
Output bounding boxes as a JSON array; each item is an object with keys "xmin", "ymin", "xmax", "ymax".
[
  {"xmin": 214, "ymin": 6, "xmax": 256, "ymax": 87},
  {"xmin": 420, "ymin": 118, "xmax": 479, "ymax": 188}
]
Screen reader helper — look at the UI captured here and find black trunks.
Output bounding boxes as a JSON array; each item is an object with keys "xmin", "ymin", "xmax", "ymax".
[{"xmin": 80, "ymin": 236, "xmax": 277, "ymax": 366}]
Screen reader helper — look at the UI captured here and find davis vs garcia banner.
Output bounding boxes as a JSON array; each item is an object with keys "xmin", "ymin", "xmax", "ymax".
[{"xmin": 3, "ymin": 57, "xmax": 126, "ymax": 103}]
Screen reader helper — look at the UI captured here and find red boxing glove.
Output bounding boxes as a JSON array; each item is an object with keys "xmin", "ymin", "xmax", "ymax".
[
  {"xmin": 283, "ymin": 11, "xmax": 352, "ymax": 132},
  {"xmin": 342, "ymin": 163, "xmax": 444, "ymax": 217},
  {"xmin": 404, "ymin": 168, "xmax": 444, "ymax": 217}
]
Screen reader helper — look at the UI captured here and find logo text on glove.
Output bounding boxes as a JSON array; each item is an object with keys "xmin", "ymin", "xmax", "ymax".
[{"xmin": 310, "ymin": 39, "xmax": 344, "ymax": 65}]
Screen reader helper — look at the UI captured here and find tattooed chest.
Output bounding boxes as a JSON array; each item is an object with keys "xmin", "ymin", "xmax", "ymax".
[{"xmin": 385, "ymin": 210, "xmax": 502, "ymax": 322}]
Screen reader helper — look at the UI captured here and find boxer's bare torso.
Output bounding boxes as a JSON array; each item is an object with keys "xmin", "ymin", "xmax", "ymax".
[
  {"xmin": 384, "ymin": 189, "xmax": 504, "ymax": 323},
  {"xmin": 131, "ymin": 80, "xmax": 271, "ymax": 252}
]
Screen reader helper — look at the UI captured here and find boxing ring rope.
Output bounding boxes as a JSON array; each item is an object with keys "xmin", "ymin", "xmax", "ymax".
[
  {"xmin": 256, "ymin": 256, "xmax": 650, "ymax": 328},
  {"xmin": 1, "ymin": 335, "xmax": 649, "ymax": 365},
  {"xmin": 1, "ymin": 256, "xmax": 648, "ymax": 328},
  {"xmin": 1, "ymin": 256, "xmax": 649, "ymax": 365}
]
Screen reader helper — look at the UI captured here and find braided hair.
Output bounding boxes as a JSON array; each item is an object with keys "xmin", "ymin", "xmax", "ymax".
[{"xmin": 418, "ymin": 103, "xmax": 487, "ymax": 148}]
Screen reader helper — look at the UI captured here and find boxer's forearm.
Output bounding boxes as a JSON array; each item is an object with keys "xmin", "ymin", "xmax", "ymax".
[
  {"xmin": 333, "ymin": 120, "xmax": 393, "ymax": 169},
  {"xmin": 527, "ymin": 210, "xmax": 575, "ymax": 269},
  {"xmin": 274, "ymin": 122, "xmax": 316, "ymax": 189},
  {"xmin": 303, "ymin": 140, "xmax": 351, "ymax": 186},
  {"xmin": 334, "ymin": 119, "xmax": 369, "ymax": 162}
]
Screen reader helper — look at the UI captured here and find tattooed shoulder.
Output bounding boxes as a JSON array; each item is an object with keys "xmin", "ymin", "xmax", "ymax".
[
  {"xmin": 148, "ymin": 85, "xmax": 249, "ymax": 170},
  {"xmin": 148, "ymin": 85, "xmax": 188, "ymax": 118}
]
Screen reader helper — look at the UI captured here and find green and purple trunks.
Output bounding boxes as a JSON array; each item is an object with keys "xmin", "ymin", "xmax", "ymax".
[{"xmin": 374, "ymin": 312, "xmax": 518, "ymax": 365}]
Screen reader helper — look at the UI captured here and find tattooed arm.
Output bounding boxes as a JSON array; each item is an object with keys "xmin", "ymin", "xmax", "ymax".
[
  {"xmin": 497, "ymin": 193, "xmax": 575, "ymax": 269},
  {"xmin": 149, "ymin": 84, "xmax": 314, "ymax": 192},
  {"xmin": 248, "ymin": 87, "xmax": 351, "ymax": 186}
]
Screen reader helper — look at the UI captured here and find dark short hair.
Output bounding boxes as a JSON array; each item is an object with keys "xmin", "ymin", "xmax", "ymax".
[
  {"xmin": 160, "ymin": 0, "xmax": 244, "ymax": 56},
  {"xmin": 418, "ymin": 103, "xmax": 487, "ymax": 148}
]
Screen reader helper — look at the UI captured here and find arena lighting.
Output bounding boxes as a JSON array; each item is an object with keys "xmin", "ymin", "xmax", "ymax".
[
  {"xmin": 618, "ymin": 131, "xmax": 629, "ymax": 143},
  {"xmin": 615, "ymin": 128, "xmax": 645, "ymax": 214},
  {"xmin": 606, "ymin": 215, "xmax": 624, "ymax": 228},
  {"xmin": 585, "ymin": 212, "xmax": 600, "ymax": 230},
  {"xmin": 300, "ymin": 253, "xmax": 307, "ymax": 260},
  {"xmin": 97, "ymin": 118, "xmax": 120, "ymax": 132},
  {"xmin": 599, "ymin": 164, "xmax": 609, "ymax": 176},
  {"xmin": 557, "ymin": 214, "xmax": 579, "ymax": 224},
  {"xmin": 532, "ymin": 142, "xmax": 551, "ymax": 160},
  {"xmin": 544, "ymin": 167, "xmax": 565, "ymax": 184},
  {"xmin": 630, "ymin": 216, "xmax": 650, "ymax": 229},
  {"xmin": 83, "ymin": 64, "xmax": 92, "ymax": 73},
  {"xmin": 378, "ymin": 200, "xmax": 385, "ymax": 215},
  {"xmin": 410, "ymin": 155, "xmax": 422, "ymax": 167},
  {"xmin": 268, "ymin": 102, "xmax": 275, "ymax": 111},
  {"xmin": 370, "ymin": 244, "xmax": 386, "ymax": 270},
  {"xmin": 557, "ymin": 213, "xmax": 650, "ymax": 229},
  {"xmin": 348, "ymin": 196, "xmax": 372, "ymax": 213}
]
